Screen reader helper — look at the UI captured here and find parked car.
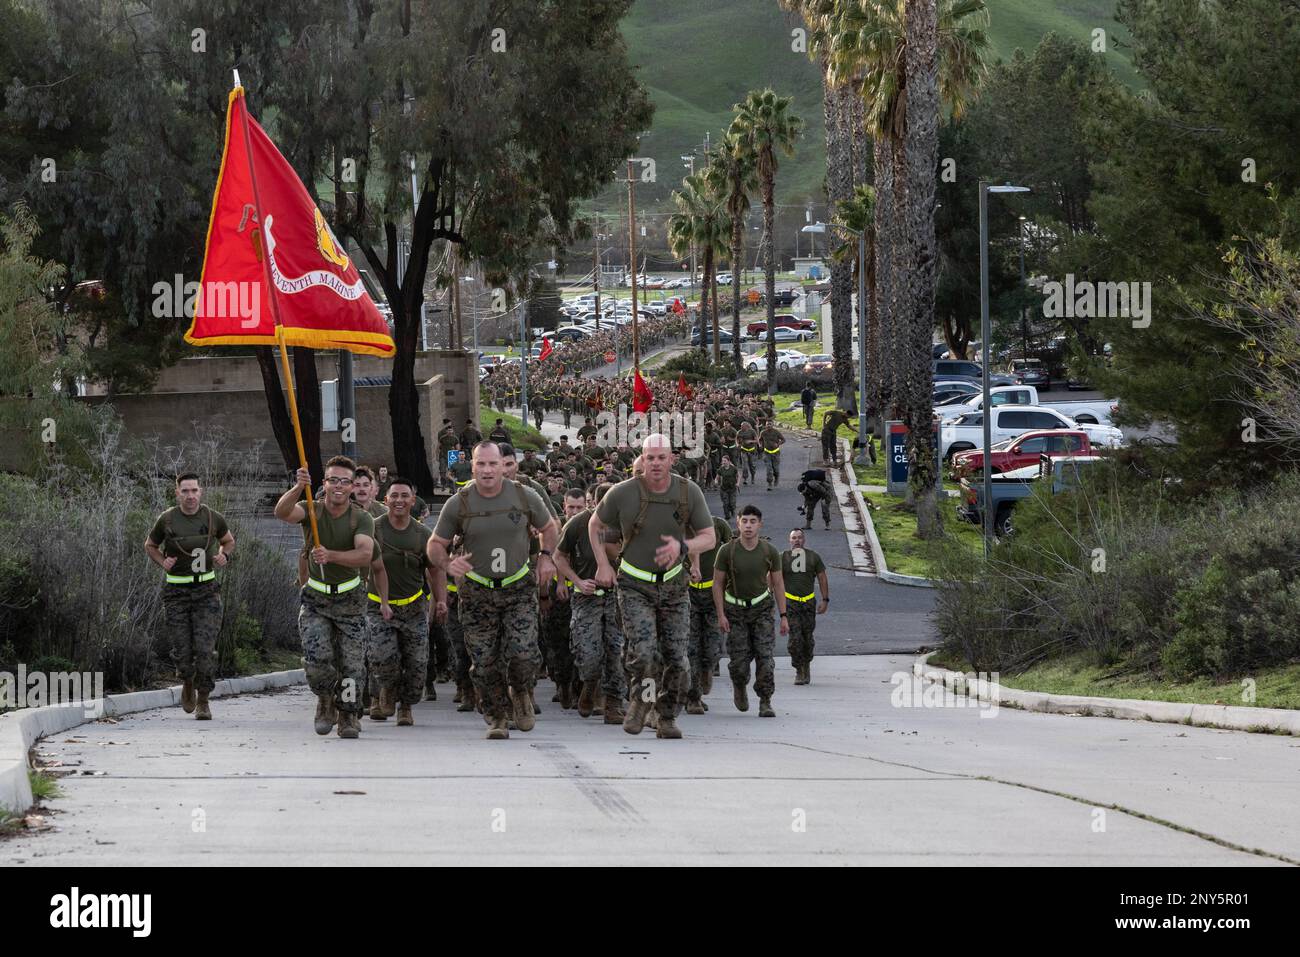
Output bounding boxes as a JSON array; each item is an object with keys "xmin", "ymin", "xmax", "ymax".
[
  {"xmin": 716, "ymin": 272, "xmax": 733, "ymax": 285},
  {"xmin": 1008, "ymin": 358, "xmax": 1052, "ymax": 391},
  {"xmin": 690, "ymin": 327, "xmax": 737, "ymax": 347},
  {"xmin": 643, "ymin": 300, "xmax": 668, "ymax": 316},
  {"xmin": 940, "ymin": 405, "xmax": 1124, "ymax": 459},
  {"xmin": 767, "ymin": 325, "xmax": 812, "ymax": 342},
  {"xmin": 553, "ymin": 326, "xmax": 589, "ymax": 342},
  {"xmin": 958, "ymin": 455, "xmax": 1103, "ymax": 535},
  {"xmin": 802, "ymin": 354, "xmax": 834, "ymax": 374},
  {"xmin": 949, "ymin": 429, "xmax": 1099, "ymax": 478},
  {"xmin": 932, "ymin": 358, "xmax": 1017, "ymax": 388},
  {"xmin": 934, "ymin": 385, "xmax": 1041, "ymax": 422},
  {"xmin": 746, "ymin": 314, "xmax": 817, "ymax": 337},
  {"xmin": 933, "ymin": 380, "xmax": 981, "ymax": 406},
  {"xmin": 771, "ymin": 288, "xmax": 799, "ymax": 306},
  {"xmin": 746, "ymin": 349, "xmax": 806, "ymax": 373}
]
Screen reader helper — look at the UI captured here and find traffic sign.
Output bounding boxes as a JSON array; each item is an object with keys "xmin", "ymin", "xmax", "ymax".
[{"xmin": 604, "ymin": 350, "xmax": 616, "ymax": 363}]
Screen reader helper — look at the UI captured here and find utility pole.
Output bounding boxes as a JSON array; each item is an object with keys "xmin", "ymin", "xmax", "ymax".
[
  {"xmin": 593, "ymin": 213, "xmax": 601, "ymax": 333},
  {"xmin": 627, "ymin": 158, "xmax": 640, "ymax": 369},
  {"xmin": 451, "ymin": 244, "xmax": 462, "ymax": 351}
]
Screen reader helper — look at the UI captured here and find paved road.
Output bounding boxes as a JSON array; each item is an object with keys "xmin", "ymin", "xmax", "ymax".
[{"xmin": 7, "ymin": 656, "xmax": 1294, "ymax": 866}]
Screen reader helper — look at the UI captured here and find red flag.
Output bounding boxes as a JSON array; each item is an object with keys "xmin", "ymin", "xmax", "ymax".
[
  {"xmin": 538, "ymin": 338, "xmax": 554, "ymax": 362},
  {"xmin": 676, "ymin": 373, "xmax": 694, "ymax": 399},
  {"xmin": 184, "ymin": 85, "xmax": 394, "ymax": 357},
  {"xmin": 587, "ymin": 386, "xmax": 603, "ymax": 411},
  {"xmin": 671, "ymin": 298, "xmax": 685, "ymax": 315},
  {"xmin": 632, "ymin": 369, "xmax": 653, "ymax": 413}
]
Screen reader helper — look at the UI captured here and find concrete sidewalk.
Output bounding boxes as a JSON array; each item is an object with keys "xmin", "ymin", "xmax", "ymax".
[{"xmin": 6, "ymin": 656, "xmax": 1293, "ymax": 866}]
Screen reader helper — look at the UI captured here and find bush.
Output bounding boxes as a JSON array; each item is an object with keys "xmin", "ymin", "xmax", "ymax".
[
  {"xmin": 934, "ymin": 466, "xmax": 1300, "ymax": 680},
  {"xmin": 660, "ymin": 349, "xmax": 735, "ymax": 382}
]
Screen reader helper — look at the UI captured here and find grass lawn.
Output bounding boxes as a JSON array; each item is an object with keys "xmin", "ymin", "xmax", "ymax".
[
  {"xmin": 862, "ymin": 489, "xmax": 981, "ymax": 578},
  {"xmin": 929, "ymin": 650, "xmax": 1300, "ymax": 712},
  {"xmin": 478, "ymin": 404, "xmax": 547, "ymax": 451},
  {"xmin": 773, "ymin": 390, "xmax": 841, "ymax": 432}
]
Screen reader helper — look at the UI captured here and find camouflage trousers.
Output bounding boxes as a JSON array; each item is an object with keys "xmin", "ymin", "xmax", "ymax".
[
  {"xmin": 686, "ymin": 585, "xmax": 720, "ymax": 703},
  {"xmin": 764, "ymin": 450, "xmax": 781, "ymax": 486},
  {"xmin": 542, "ymin": 595, "xmax": 575, "ymax": 688},
  {"xmin": 445, "ymin": 593, "xmax": 470, "ymax": 686},
  {"xmin": 161, "ymin": 580, "xmax": 223, "ymax": 694},
  {"xmin": 569, "ymin": 590, "xmax": 626, "ymax": 699},
  {"xmin": 616, "ymin": 573, "xmax": 690, "ymax": 718},
  {"xmin": 720, "ymin": 486, "xmax": 737, "ymax": 519},
  {"xmin": 725, "ymin": 597, "xmax": 776, "ymax": 699},
  {"xmin": 299, "ymin": 585, "xmax": 368, "ymax": 714},
  {"xmin": 803, "ymin": 482, "xmax": 833, "ymax": 526},
  {"xmin": 786, "ymin": 600, "xmax": 817, "ymax": 668},
  {"xmin": 367, "ymin": 598, "xmax": 430, "ymax": 707},
  {"xmin": 426, "ymin": 615, "xmax": 451, "ymax": 688},
  {"xmin": 458, "ymin": 576, "xmax": 541, "ymax": 721},
  {"xmin": 741, "ymin": 449, "xmax": 759, "ymax": 483}
]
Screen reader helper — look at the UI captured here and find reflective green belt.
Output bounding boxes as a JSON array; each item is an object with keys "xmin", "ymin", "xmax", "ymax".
[
  {"xmin": 166, "ymin": 570, "xmax": 215, "ymax": 585},
  {"xmin": 307, "ymin": 576, "xmax": 362, "ymax": 595},
  {"xmin": 740, "ymin": 445, "xmax": 756, "ymax": 452},
  {"xmin": 368, "ymin": 589, "xmax": 426, "ymax": 606},
  {"xmin": 446, "ymin": 583, "xmax": 458, "ymax": 594},
  {"xmin": 689, "ymin": 579, "xmax": 713, "ymax": 590},
  {"xmin": 785, "ymin": 591, "xmax": 815, "ymax": 603},
  {"xmin": 619, "ymin": 559, "xmax": 684, "ymax": 584},
  {"xmin": 465, "ymin": 562, "xmax": 531, "ymax": 589},
  {"xmin": 455, "ymin": 478, "xmax": 470, "ymax": 487},
  {"xmin": 724, "ymin": 588, "xmax": 771, "ymax": 607},
  {"xmin": 764, "ymin": 447, "xmax": 781, "ymax": 454}
]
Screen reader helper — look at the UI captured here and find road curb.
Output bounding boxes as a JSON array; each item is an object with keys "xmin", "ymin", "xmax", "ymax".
[
  {"xmin": 912, "ymin": 652, "xmax": 1300, "ymax": 736},
  {"xmin": 843, "ymin": 455, "xmax": 938, "ymax": 588},
  {"xmin": 0, "ymin": 668, "xmax": 306, "ymax": 814}
]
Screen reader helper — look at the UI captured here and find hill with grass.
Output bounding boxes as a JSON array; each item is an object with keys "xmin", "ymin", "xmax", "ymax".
[{"xmin": 592, "ymin": 0, "xmax": 1136, "ymax": 217}]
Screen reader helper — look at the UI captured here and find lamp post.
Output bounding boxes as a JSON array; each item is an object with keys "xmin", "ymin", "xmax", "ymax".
[
  {"xmin": 804, "ymin": 221, "xmax": 869, "ymax": 465},
  {"xmin": 979, "ymin": 182, "xmax": 1031, "ymax": 556},
  {"xmin": 1018, "ymin": 215, "xmax": 1028, "ymax": 360}
]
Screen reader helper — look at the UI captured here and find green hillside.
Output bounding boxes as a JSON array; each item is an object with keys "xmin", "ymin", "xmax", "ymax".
[{"xmin": 595, "ymin": 0, "xmax": 1136, "ymax": 216}]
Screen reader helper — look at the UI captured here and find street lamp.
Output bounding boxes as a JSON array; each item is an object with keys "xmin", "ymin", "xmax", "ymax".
[
  {"xmin": 979, "ymin": 182, "xmax": 1031, "ymax": 556},
  {"xmin": 804, "ymin": 221, "xmax": 869, "ymax": 465}
]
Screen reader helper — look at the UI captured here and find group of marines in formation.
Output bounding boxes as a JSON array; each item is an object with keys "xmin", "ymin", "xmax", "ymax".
[{"xmin": 144, "ymin": 408, "xmax": 841, "ymax": 739}]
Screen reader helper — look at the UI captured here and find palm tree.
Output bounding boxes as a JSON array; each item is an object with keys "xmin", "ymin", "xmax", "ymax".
[
  {"xmin": 667, "ymin": 173, "xmax": 730, "ymax": 363},
  {"xmin": 828, "ymin": 0, "xmax": 987, "ymax": 535},
  {"xmin": 730, "ymin": 89, "xmax": 804, "ymax": 393},
  {"xmin": 703, "ymin": 134, "xmax": 757, "ymax": 376},
  {"xmin": 832, "ymin": 183, "xmax": 877, "ymax": 459},
  {"xmin": 783, "ymin": 0, "xmax": 862, "ymax": 410}
]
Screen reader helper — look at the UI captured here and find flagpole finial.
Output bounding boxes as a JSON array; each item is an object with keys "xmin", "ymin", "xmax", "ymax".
[{"xmin": 232, "ymin": 69, "xmax": 242, "ymax": 89}]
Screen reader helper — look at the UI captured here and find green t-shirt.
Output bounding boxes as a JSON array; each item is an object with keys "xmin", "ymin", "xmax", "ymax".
[
  {"xmin": 717, "ymin": 464, "xmax": 739, "ymax": 490},
  {"xmin": 375, "ymin": 515, "xmax": 433, "ymax": 599},
  {"xmin": 781, "ymin": 547, "xmax": 825, "ymax": 598},
  {"xmin": 760, "ymin": 427, "xmax": 784, "ymax": 451},
  {"xmin": 433, "ymin": 480, "xmax": 552, "ymax": 580},
  {"xmin": 697, "ymin": 516, "xmax": 732, "ymax": 583},
  {"xmin": 303, "ymin": 503, "xmax": 375, "ymax": 586},
  {"xmin": 557, "ymin": 509, "xmax": 599, "ymax": 581},
  {"xmin": 148, "ymin": 506, "xmax": 229, "ymax": 575},
  {"xmin": 450, "ymin": 458, "xmax": 474, "ymax": 485},
  {"xmin": 715, "ymin": 538, "xmax": 781, "ymax": 600},
  {"xmin": 360, "ymin": 499, "xmax": 388, "ymax": 519},
  {"xmin": 594, "ymin": 475, "xmax": 711, "ymax": 574},
  {"xmin": 519, "ymin": 475, "xmax": 558, "ymax": 517}
]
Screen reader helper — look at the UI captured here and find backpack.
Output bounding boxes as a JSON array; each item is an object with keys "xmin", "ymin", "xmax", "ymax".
[
  {"xmin": 374, "ymin": 515, "xmax": 428, "ymax": 571},
  {"xmin": 627, "ymin": 474, "xmax": 694, "ymax": 543},
  {"xmin": 457, "ymin": 479, "xmax": 530, "ymax": 535}
]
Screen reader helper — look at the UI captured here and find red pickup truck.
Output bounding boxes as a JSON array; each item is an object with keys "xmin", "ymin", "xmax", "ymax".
[
  {"xmin": 746, "ymin": 314, "xmax": 817, "ymax": 336},
  {"xmin": 949, "ymin": 430, "xmax": 1098, "ymax": 478}
]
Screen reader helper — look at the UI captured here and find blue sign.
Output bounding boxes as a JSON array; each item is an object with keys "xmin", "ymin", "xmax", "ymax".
[
  {"xmin": 447, "ymin": 449, "xmax": 463, "ymax": 468},
  {"xmin": 885, "ymin": 420, "xmax": 942, "ymax": 497}
]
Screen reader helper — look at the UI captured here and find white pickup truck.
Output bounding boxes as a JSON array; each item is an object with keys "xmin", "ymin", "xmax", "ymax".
[
  {"xmin": 940, "ymin": 405, "xmax": 1125, "ymax": 460},
  {"xmin": 936, "ymin": 384, "xmax": 1119, "ymax": 426}
]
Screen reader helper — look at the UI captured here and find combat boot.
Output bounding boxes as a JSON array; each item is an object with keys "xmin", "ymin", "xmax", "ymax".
[
  {"xmin": 794, "ymin": 664, "xmax": 808, "ymax": 686},
  {"xmin": 457, "ymin": 684, "xmax": 478, "ymax": 713},
  {"xmin": 314, "ymin": 694, "xmax": 336, "ymax": 735},
  {"xmin": 181, "ymin": 679, "xmax": 196, "ymax": 714},
  {"xmin": 560, "ymin": 681, "xmax": 573, "ymax": 710},
  {"xmin": 593, "ymin": 690, "xmax": 605, "ymax": 711},
  {"xmin": 511, "ymin": 687, "xmax": 535, "ymax": 732},
  {"xmin": 425, "ymin": 684, "xmax": 437, "ymax": 702},
  {"xmin": 369, "ymin": 695, "xmax": 387, "ymax": 720},
  {"xmin": 453, "ymin": 686, "xmax": 463, "ymax": 703},
  {"xmin": 758, "ymin": 696, "xmax": 775, "ymax": 718},
  {"xmin": 577, "ymin": 681, "xmax": 596, "ymax": 717},
  {"xmin": 486, "ymin": 716, "xmax": 509, "ymax": 740},
  {"xmin": 531, "ymin": 690, "xmax": 541, "ymax": 715},
  {"xmin": 337, "ymin": 711, "xmax": 360, "ymax": 738},
  {"xmin": 734, "ymin": 683, "xmax": 749, "ymax": 712},
  {"xmin": 194, "ymin": 691, "xmax": 212, "ymax": 721},
  {"xmin": 623, "ymin": 695, "xmax": 651, "ymax": 735},
  {"xmin": 701, "ymin": 671, "xmax": 713, "ymax": 696},
  {"xmin": 685, "ymin": 698, "xmax": 706, "ymax": 716},
  {"xmin": 603, "ymin": 696, "xmax": 625, "ymax": 725},
  {"xmin": 396, "ymin": 704, "xmax": 413, "ymax": 726},
  {"xmin": 379, "ymin": 685, "xmax": 396, "ymax": 718},
  {"xmin": 656, "ymin": 715, "xmax": 683, "ymax": 739}
]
